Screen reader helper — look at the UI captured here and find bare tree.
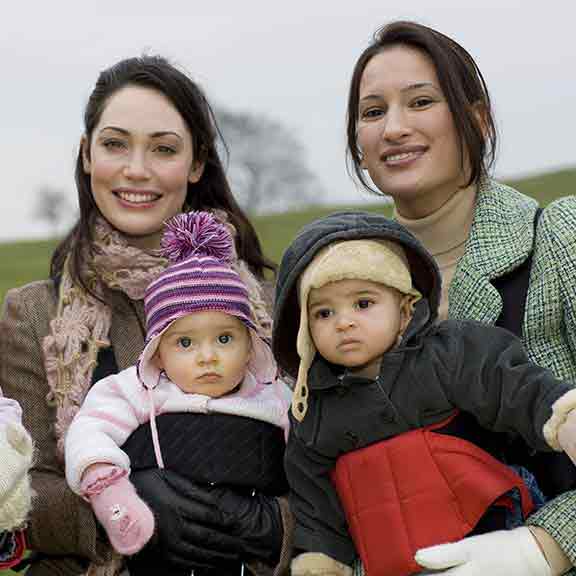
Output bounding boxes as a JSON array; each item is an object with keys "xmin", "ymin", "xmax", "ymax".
[
  {"xmin": 216, "ymin": 109, "xmax": 322, "ymax": 213},
  {"xmin": 34, "ymin": 186, "xmax": 70, "ymax": 238}
]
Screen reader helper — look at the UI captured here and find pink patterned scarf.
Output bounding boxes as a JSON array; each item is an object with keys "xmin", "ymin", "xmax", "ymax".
[{"xmin": 42, "ymin": 217, "xmax": 167, "ymax": 458}]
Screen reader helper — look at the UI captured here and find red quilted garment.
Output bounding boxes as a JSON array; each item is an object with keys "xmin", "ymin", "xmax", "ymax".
[{"xmin": 331, "ymin": 426, "xmax": 533, "ymax": 576}]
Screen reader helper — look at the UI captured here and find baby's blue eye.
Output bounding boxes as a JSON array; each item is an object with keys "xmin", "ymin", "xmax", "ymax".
[
  {"xmin": 315, "ymin": 309, "xmax": 332, "ymax": 319},
  {"xmin": 178, "ymin": 337, "xmax": 192, "ymax": 348},
  {"xmin": 218, "ymin": 334, "xmax": 232, "ymax": 344},
  {"xmin": 357, "ymin": 299, "xmax": 372, "ymax": 309}
]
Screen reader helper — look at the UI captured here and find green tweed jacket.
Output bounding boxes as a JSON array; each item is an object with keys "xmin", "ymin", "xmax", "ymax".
[
  {"xmin": 449, "ymin": 178, "xmax": 576, "ymax": 382},
  {"xmin": 448, "ymin": 178, "xmax": 576, "ymax": 569}
]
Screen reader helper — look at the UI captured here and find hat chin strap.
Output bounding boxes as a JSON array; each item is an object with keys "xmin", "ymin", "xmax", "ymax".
[
  {"xmin": 147, "ymin": 372, "xmax": 165, "ymax": 469},
  {"xmin": 292, "ymin": 367, "xmax": 309, "ymax": 422}
]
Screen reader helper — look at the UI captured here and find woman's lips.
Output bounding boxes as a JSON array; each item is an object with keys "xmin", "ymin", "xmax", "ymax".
[
  {"xmin": 113, "ymin": 189, "xmax": 161, "ymax": 205},
  {"xmin": 381, "ymin": 146, "xmax": 427, "ymax": 166}
]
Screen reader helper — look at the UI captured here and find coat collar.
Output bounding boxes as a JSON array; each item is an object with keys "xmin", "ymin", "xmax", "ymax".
[
  {"xmin": 108, "ymin": 290, "xmax": 146, "ymax": 370},
  {"xmin": 448, "ymin": 178, "xmax": 539, "ymax": 324}
]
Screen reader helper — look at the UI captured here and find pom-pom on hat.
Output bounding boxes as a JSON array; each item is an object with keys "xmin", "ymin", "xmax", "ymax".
[{"xmin": 138, "ymin": 211, "xmax": 275, "ymax": 388}]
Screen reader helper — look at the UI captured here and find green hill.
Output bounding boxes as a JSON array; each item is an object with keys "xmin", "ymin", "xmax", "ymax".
[
  {"xmin": 0, "ymin": 166, "xmax": 572, "ymax": 575},
  {"xmin": 1, "ymin": 167, "xmax": 574, "ymax": 304},
  {"xmin": 505, "ymin": 166, "xmax": 575, "ymax": 206}
]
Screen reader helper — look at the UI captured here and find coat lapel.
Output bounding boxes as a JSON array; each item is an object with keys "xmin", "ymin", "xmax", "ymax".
[
  {"xmin": 449, "ymin": 179, "xmax": 538, "ymax": 325},
  {"xmin": 108, "ymin": 290, "xmax": 146, "ymax": 370}
]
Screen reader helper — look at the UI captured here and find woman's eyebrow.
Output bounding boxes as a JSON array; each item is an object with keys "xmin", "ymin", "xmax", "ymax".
[
  {"xmin": 359, "ymin": 82, "xmax": 438, "ymax": 104},
  {"xmin": 400, "ymin": 81, "xmax": 438, "ymax": 93},
  {"xmin": 149, "ymin": 130, "xmax": 183, "ymax": 140},
  {"xmin": 99, "ymin": 125, "xmax": 130, "ymax": 135},
  {"xmin": 98, "ymin": 126, "xmax": 182, "ymax": 140}
]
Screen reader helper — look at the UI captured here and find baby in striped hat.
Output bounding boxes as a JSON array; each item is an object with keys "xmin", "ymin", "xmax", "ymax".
[{"xmin": 64, "ymin": 211, "xmax": 290, "ymax": 567}]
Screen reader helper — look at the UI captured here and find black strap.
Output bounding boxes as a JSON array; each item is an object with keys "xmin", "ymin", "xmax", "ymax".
[
  {"xmin": 492, "ymin": 208, "xmax": 543, "ymax": 338},
  {"xmin": 492, "ymin": 207, "xmax": 576, "ymax": 497}
]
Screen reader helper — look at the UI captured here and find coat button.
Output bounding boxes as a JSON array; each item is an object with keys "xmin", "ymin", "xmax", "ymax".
[
  {"xmin": 381, "ymin": 412, "xmax": 395, "ymax": 424},
  {"xmin": 345, "ymin": 431, "xmax": 359, "ymax": 447}
]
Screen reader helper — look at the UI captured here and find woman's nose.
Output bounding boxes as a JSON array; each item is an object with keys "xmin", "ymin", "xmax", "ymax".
[
  {"xmin": 382, "ymin": 105, "xmax": 411, "ymax": 142},
  {"xmin": 123, "ymin": 151, "xmax": 151, "ymax": 180}
]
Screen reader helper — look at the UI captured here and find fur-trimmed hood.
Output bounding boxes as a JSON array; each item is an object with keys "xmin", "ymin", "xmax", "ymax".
[{"xmin": 272, "ymin": 211, "xmax": 441, "ymax": 380}]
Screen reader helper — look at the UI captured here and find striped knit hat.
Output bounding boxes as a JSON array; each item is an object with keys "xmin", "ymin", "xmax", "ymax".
[{"xmin": 138, "ymin": 211, "xmax": 275, "ymax": 389}]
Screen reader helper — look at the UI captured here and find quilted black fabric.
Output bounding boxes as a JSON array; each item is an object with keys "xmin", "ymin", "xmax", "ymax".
[{"xmin": 122, "ymin": 412, "xmax": 288, "ymax": 495}]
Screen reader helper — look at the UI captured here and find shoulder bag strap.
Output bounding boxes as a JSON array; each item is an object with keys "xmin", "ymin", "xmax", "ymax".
[{"xmin": 492, "ymin": 208, "xmax": 543, "ymax": 338}]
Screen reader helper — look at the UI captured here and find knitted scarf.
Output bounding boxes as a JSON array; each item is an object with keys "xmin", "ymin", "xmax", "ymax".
[
  {"xmin": 43, "ymin": 217, "xmax": 167, "ymax": 460},
  {"xmin": 42, "ymin": 217, "xmax": 166, "ymax": 576}
]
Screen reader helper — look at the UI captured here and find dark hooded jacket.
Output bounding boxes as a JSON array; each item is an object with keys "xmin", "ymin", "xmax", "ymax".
[{"xmin": 272, "ymin": 211, "xmax": 572, "ymax": 568}]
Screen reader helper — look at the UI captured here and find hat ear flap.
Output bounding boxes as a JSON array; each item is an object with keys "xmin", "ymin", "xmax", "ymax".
[
  {"xmin": 292, "ymin": 290, "xmax": 315, "ymax": 421},
  {"xmin": 292, "ymin": 370, "xmax": 309, "ymax": 422},
  {"xmin": 399, "ymin": 293, "xmax": 419, "ymax": 334}
]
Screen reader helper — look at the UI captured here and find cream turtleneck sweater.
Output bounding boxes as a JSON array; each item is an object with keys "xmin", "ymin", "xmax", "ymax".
[{"xmin": 396, "ymin": 186, "xmax": 477, "ymax": 321}]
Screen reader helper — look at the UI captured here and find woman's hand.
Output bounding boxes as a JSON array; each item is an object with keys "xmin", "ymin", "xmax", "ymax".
[
  {"xmin": 128, "ymin": 468, "xmax": 283, "ymax": 570},
  {"xmin": 414, "ymin": 527, "xmax": 553, "ymax": 575},
  {"xmin": 557, "ymin": 410, "xmax": 576, "ymax": 465}
]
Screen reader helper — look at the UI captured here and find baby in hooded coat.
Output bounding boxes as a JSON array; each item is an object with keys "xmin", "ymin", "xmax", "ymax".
[{"xmin": 272, "ymin": 211, "xmax": 576, "ymax": 576}]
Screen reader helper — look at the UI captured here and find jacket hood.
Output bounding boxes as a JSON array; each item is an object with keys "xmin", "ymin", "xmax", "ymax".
[{"xmin": 272, "ymin": 210, "xmax": 441, "ymax": 379}]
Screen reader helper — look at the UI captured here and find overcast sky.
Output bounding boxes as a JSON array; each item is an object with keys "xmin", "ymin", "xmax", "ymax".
[{"xmin": 2, "ymin": 0, "xmax": 575, "ymax": 241}]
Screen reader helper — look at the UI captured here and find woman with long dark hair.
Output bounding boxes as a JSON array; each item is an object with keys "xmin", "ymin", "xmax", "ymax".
[
  {"xmin": 0, "ymin": 55, "xmax": 290, "ymax": 576},
  {"xmin": 345, "ymin": 21, "xmax": 576, "ymax": 576}
]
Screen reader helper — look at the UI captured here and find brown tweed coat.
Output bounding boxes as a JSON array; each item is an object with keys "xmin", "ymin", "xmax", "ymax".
[
  {"xmin": 0, "ymin": 279, "xmax": 291, "ymax": 576},
  {"xmin": 0, "ymin": 281, "xmax": 146, "ymax": 575}
]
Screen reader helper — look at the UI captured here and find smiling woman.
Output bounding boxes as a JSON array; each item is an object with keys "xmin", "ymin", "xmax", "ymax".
[
  {"xmin": 0, "ymin": 55, "xmax": 291, "ymax": 576},
  {"xmin": 355, "ymin": 45, "xmax": 466, "ymax": 218},
  {"xmin": 83, "ymin": 85, "xmax": 204, "ymax": 249},
  {"xmin": 345, "ymin": 20, "xmax": 576, "ymax": 576}
]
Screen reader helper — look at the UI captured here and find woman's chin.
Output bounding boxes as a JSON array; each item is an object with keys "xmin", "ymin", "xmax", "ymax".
[{"xmin": 118, "ymin": 225, "xmax": 164, "ymax": 249}]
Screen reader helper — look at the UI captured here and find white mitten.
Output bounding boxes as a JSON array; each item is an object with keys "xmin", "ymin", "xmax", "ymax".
[
  {"xmin": 414, "ymin": 527, "xmax": 552, "ymax": 576},
  {"xmin": 0, "ymin": 422, "xmax": 34, "ymax": 531},
  {"xmin": 291, "ymin": 552, "xmax": 353, "ymax": 576}
]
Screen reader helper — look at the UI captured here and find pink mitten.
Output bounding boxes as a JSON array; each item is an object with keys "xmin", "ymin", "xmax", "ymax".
[{"xmin": 81, "ymin": 464, "xmax": 155, "ymax": 555}]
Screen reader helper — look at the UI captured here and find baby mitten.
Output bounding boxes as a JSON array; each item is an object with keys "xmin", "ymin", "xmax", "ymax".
[
  {"xmin": 0, "ymin": 423, "xmax": 33, "ymax": 531},
  {"xmin": 81, "ymin": 464, "xmax": 155, "ymax": 555},
  {"xmin": 291, "ymin": 552, "xmax": 353, "ymax": 576}
]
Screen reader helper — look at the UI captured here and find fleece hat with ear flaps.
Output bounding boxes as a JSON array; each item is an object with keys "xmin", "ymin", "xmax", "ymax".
[
  {"xmin": 138, "ymin": 211, "xmax": 276, "ymax": 389},
  {"xmin": 292, "ymin": 239, "xmax": 422, "ymax": 421},
  {"xmin": 271, "ymin": 210, "xmax": 441, "ymax": 421}
]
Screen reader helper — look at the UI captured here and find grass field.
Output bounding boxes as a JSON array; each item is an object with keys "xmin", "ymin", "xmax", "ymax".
[
  {"xmin": 0, "ymin": 203, "xmax": 394, "ymax": 305},
  {"xmin": 0, "ymin": 166, "xmax": 574, "ymax": 305},
  {"xmin": 0, "ymin": 167, "xmax": 573, "ymax": 573}
]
